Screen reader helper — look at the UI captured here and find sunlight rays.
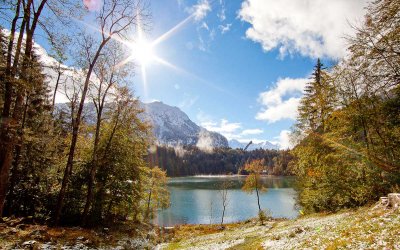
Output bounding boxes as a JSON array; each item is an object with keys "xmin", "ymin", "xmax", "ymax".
[
  {"xmin": 73, "ymin": 9, "xmax": 234, "ymax": 101},
  {"xmin": 151, "ymin": 14, "xmax": 195, "ymax": 47}
]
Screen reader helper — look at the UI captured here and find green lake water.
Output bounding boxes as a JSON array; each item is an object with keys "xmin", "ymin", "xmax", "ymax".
[{"xmin": 156, "ymin": 176, "xmax": 298, "ymax": 226}]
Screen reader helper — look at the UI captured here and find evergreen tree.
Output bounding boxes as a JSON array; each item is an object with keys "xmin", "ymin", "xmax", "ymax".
[{"xmin": 298, "ymin": 59, "xmax": 335, "ymax": 133}]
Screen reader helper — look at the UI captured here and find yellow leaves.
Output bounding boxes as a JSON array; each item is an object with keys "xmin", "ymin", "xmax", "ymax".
[
  {"xmin": 307, "ymin": 169, "xmax": 322, "ymax": 178},
  {"xmin": 242, "ymin": 159, "xmax": 268, "ymax": 194},
  {"xmin": 243, "ymin": 159, "xmax": 265, "ymax": 174}
]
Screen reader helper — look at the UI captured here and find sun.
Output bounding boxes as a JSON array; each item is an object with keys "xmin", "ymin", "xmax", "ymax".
[{"xmin": 130, "ymin": 38, "xmax": 155, "ymax": 66}]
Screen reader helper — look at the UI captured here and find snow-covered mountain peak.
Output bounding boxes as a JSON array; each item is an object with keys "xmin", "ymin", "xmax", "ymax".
[
  {"xmin": 140, "ymin": 101, "xmax": 228, "ymax": 148},
  {"xmin": 228, "ymin": 139, "xmax": 279, "ymax": 150}
]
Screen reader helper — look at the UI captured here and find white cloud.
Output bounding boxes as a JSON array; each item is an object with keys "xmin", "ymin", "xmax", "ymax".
[
  {"xmin": 173, "ymin": 143, "xmax": 187, "ymax": 157},
  {"xmin": 218, "ymin": 3, "xmax": 226, "ymax": 21},
  {"xmin": 199, "ymin": 116, "xmax": 242, "ymax": 140},
  {"xmin": 190, "ymin": 0, "xmax": 211, "ymax": 21},
  {"xmin": 196, "ymin": 130, "xmax": 214, "ymax": 153},
  {"xmin": 199, "ymin": 116, "xmax": 265, "ymax": 141},
  {"xmin": 274, "ymin": 130, "xmax": 294, "ymax": 149},
  {"xmin": 256, "ymin": 77, "xmax": 308, "ymax": 123},
  {"xmin": 219, "ymin": 23, "xmax": 232, "ymax": 34},
  {"xmin": 201, "ymin": 119, "xmax": 242, "ymax": 140},
  {"xmin": 241, "ymin": 129, "xmax": 263, "ymax": 136},
  {"xmin": 238, "ymin": 0, "xmax": 368, "ymax": 58}
]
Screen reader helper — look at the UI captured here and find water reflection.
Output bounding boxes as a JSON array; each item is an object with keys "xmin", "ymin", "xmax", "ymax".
[{"xmin": 156, "ymin": 176, "xmax": 298, "ymax": 226}]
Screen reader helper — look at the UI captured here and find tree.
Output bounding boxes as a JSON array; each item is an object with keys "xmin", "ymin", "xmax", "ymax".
[
  {"xmin": 143, "ymin": 167, "xmax": 170, "ymax": 221},
  {"xmin": 82, "ymin": 40, "xmax": 130, "ymax": 225},
  {"xmin": 298, "ymin": 59, "xmax": 336, "ymax": 134},
  {"xmin": 83, "ymin": 87, "xmax": 153, "ymax": 225},
  {"xmin": 218, "ymin": 179, "xmax": 233, "ymax": 227},
  {"xmin": 54, "ymin": 0, "xmax": 145, "ymax": 224},
  {"xmin": 242, "ymin": 159, "xmax": 267, "ymax": 224}
]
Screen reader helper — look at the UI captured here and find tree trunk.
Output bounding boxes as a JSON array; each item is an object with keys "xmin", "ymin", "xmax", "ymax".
[
  {"xmin": 145, "ymin": 179, "xmax": 154, "ymax": 220},
  {"xmin": 54, "ymin": 39, "xmax": 109, "ymax": 225},
  {"xmin": 52, "ymin": 67, "xmax": 62, "ymax": 108},
  {"xmin": 255, "ymin": 176, "xmax": 261, "ymax": 212},
  {"xmin": 82, "ymin": 106, "xmax": 103, "ymax": 225},
  {"xmin": 221, "ymin": 204, "xmax": 226, "ymax": 226}
]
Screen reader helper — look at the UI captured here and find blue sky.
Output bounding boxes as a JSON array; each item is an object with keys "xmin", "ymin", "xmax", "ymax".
[
  {"xmin": 1, "ymin": 0, "xmax": 369, "ymax": 148},
  {"xmin": 132, "ymin": 0, "xmax": 368, "ymax": 147}
]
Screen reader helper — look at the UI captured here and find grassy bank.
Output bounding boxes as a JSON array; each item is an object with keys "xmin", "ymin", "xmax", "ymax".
[
  {"xmin": 157, "ymin": 203, "xmax": 399, "ymax": 250},
  {"xmin": 1, "ymin": 203, "xmax": 398, "ymax": 249}
]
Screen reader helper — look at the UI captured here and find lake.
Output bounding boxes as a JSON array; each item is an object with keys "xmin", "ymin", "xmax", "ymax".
[{"xmin": 155, "ymin": 175, "xmax": 298, "ymax": 226}]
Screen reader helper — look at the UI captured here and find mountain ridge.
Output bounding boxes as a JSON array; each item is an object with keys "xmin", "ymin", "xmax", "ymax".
[{"xmin": 228, "ymin": 139, "xmax": 279, "ymax": 150}]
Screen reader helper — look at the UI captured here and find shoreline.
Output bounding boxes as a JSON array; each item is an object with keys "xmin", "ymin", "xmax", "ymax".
[{"xmin": 167, "ymin": 174, "xmax": 296, "ymax": 178}]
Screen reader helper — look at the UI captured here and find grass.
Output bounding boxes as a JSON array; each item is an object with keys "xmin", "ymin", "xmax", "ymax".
[{"xmin": 158, "ymin": 204, "xmax": 400, "ymax": 250}]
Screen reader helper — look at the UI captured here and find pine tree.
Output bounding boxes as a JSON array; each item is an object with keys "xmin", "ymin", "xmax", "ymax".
[{"xmin": 298, "ymin": 59, "xmax": 335, "ymax": 133}]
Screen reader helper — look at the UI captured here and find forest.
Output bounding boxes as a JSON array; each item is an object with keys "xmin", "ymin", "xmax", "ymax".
[{"xmin": 147, "ymin": 146, "xmax": 293, "ymax": 176}]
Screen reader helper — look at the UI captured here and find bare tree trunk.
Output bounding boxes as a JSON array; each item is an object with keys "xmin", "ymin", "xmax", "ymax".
[
  {"xmin": 255, "ymin": 176, "xmax": 261, "ymax": 212},
  {"xmin": 52, "ymin": 66, "xmax": 62, "ymax": 108},
  {"xmin": 2, "ymin": 0, "xmax": 22, "ymax": 117},
  {"xmin": 221, "ymin": 203, "xmax": 226, "ymax": 226},
  {"xmin": 54, "ymin": 39, "xmax": 108, "ymax": 225}
]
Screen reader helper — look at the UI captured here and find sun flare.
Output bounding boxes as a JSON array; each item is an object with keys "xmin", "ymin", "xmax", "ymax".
[{"xmin": 130, "ymin": 38, "xmax": 155, "ymax": 66}]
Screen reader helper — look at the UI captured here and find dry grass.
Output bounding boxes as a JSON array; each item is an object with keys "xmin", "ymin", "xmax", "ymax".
[
  {"xmin": 158, "ymin": 204, "xmax": 400, "ymax": 250},
  {"xmin": 0, "ymin": 218, "xmax": 155, "ymax": 249},
  {"xmin": 171, "ymin": 222, "xmax": 245, "ymax": 242}
]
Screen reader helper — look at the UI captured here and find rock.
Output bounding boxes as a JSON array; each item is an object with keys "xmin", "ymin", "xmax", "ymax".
[
  {"xmin": 388, "ymin": 193, "xmax": 400, "ymax": 208},
  {"xmin": 379, "ymin": 197, "xmax": 388, "ymax": 206},
  {"xmin": 22, "ymin": 240, "xmax": 38, "ymax": 249}
]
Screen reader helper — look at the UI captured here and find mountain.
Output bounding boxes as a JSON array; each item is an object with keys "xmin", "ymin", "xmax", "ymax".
[
  {"xmin": 228, "ymin": 139, "xmax": 279, "ymax": 150},
  {"xmin": 140, "ymin": 101, "xmax": 228, "ymax": 148}
]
